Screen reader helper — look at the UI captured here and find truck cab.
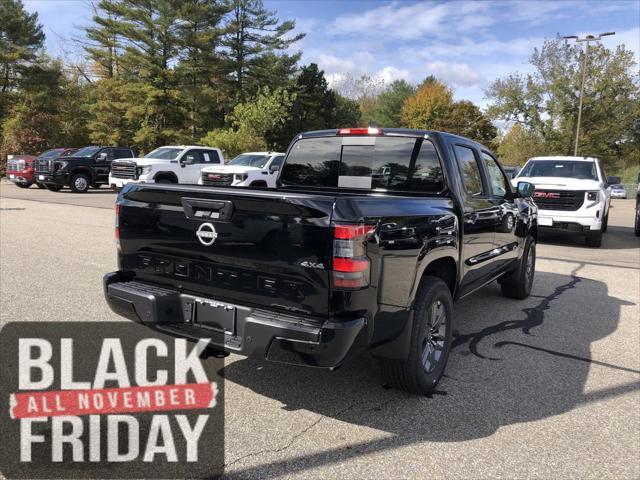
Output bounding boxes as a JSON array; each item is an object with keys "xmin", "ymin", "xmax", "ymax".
[
  {"xmin": 110, "ymin": 146, "xmax": 223, "ymax": 189},
  {"xmin": 199, "ymin": 151, "xmax": 285, "ymax": 188},
  {"xmin": 513, "ymin": 156, "xmax": 611, "ymax": 247},
  {"xmin": 36, "ymin": 146, "xmax": 135, "ymax": 193}
]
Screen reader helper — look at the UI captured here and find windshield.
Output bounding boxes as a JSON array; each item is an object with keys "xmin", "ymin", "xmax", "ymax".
[
  {"xmin": 73, "ymin": 146, "xmax": 101, "ymax": 158},
  {"xmin": 144, "ymin": 147, "xmax": 183, "ymax": 161},
  {"xmin": 611, "ymin": 184, "xmax": 625, "ymax": 189},
  {"xmin": 517, "ymin": 160, "xmax": 598, "ymax": 180},
  {"xmin": 229, "ymin": 154, "xmax": 271, "ymax": 168},
  {"xmin": 37, "ymin": 149, "xmax": 63, "ymax": 160}
]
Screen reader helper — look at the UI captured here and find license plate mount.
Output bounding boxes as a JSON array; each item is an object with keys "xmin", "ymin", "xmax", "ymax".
[
  {"xmin": 194, "ymin": 299, "xmax": 236, "ymax": 335},
  {"xmin": 38, "ymin": 175, "xmax": 45, "ymax": 181},
  {"xmin": 9, "ymin": 174, "xmax": 14, "ymax": 179},
  {"xmin": 538, "ymin": 216, "xmax": 553, "ymax": 226}
]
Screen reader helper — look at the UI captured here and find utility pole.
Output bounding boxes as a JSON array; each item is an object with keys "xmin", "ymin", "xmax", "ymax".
[{"xmin": 562, "ymin": 32, "xmax": 615, "ymax": 156}]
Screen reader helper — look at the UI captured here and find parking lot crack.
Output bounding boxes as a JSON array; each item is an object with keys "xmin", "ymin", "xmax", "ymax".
[{"xmin": 223, "ymin": 402, "xmax": 357, "ymax": 469}]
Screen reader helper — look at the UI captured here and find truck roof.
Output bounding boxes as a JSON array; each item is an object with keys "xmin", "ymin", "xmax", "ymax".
[
  {"xmin": 298, "ymin": 128, "xmax": 494, "ymax": 153},
  {"xmin": 163, "ymin": 145, "xmax": 220, "ymax": 150},
  {"xmin": 528, "ymin": 156, "xmax": 599, "ymax": 162}
]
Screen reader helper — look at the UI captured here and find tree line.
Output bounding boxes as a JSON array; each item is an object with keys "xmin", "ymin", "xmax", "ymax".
[{"xmin": 1, "ymin": 0, "xmax": 638, "ymax": 177}]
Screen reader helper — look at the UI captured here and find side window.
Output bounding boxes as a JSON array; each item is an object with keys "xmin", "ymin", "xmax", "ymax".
[
  {"xmin": 270, "ymin": 155, "xmax": 285, "ymax": 168},
  {"xmin": 100, "ymin": 148, "xmax": 114, "ymax": 160},
  {"xmin": 481, "ymin": 152, "xmax": 508, "ymax": 197},
  {"xmin": 184, "ymin": 150, "xmax": 202, "ymax": 163},
  {"xmin": 114, "ymin": 149, "xmax": 132, "ymax": 159},
  {"xmin": 198, "ymin": 150, "xmax": 221, "ymax": 164},
  {"xmin": 454, "ymin": 145, "xmax": 484, "ymax": 196}
]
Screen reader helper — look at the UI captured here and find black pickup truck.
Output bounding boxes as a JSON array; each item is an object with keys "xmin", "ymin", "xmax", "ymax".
[
  {"xmin": 36, "ymin": 146, "xmax": 135, "ymax": 192},
  {"xmin": 104, "ymin": 128, "xmax": 538, "ymax": 394}
]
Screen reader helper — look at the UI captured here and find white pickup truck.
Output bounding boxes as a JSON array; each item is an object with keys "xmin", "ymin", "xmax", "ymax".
[
  {"xmin": 109, "ymin": 145, "xmax": 223, "ymax": 188},
  {"xmin": 199, "ymin": 151, "xmax": 285, "ymax": 187},
  {"xmin": 513, "ymin": 156, "xmax": 611, "ymax": 247}
]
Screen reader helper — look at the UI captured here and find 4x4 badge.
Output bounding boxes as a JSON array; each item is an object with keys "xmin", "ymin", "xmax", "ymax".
[{"xmin": 196, "ymin": 222, "xmax": 218, "ymax": 246}]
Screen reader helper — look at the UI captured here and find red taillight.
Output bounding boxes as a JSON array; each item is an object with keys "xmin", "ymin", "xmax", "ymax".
[
  {"xmin": 337, "ymin": 127, "xmax": 382, "ymax": 136},
  {"xmin": 115, "ymin": 204, "xmax": 121, "ymax": 248},
  {"xmin": 331, "ymin": 222, "xmax": 374, "ymax": 290}
]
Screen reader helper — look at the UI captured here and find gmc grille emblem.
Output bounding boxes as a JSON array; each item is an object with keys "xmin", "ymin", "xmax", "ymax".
[{"xmin": 534, "ymin": 191, "xmax": 560, "ymax": 199}]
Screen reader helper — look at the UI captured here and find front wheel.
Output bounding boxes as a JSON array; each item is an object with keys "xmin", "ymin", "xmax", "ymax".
[
  {"xmin": 601, "ymin": 213, "xmax": 609, "ymax": 233},
  {"xmin": 585, "ymin": 231, "xmax": 602, "ymax": 247},
  {"xmin": 500, "ymin": 235, "xmax": 536, "ymax": 299},
  {"xmin": 45, "ymin": 184, "xmax": 63, "ymax": 192},
  {"xmin": 635, "ymin": 208, "xmax": 640, "ymax": 237},
  {"xmin": 70, "ymin": 173, "xmax": 90, "ymax": 193},
  {"xmin": 380, "ymin": 277, "xmax": 453, "ymax": 395},
  {"xmin": 36, "ymin": 183, "xmax": 45, "ymax": 189},
  {"xmin": 15, "ymin": 182, "xmax": 32, "ymax": 188}
]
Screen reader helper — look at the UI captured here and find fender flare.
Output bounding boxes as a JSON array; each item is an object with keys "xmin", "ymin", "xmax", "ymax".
[{"xmin": 153, "ymin": 171, "xmax": 179, "ymax": 183}]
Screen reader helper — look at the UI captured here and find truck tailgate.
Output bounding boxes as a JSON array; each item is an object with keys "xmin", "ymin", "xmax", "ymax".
[{"xmin": 118, "ymin": 185, "xmax": 335, "ymax": 318}]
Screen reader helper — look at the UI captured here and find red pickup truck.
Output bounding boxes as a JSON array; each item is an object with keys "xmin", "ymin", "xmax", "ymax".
[{"xmin": 7, "ymin": 148, "xmax": 76, "ymax": 188}]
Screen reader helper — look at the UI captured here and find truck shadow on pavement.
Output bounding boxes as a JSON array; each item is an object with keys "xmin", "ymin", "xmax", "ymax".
[{"xmin": 220, "ymin": 268, "xmax": 638, "ymax": 475}]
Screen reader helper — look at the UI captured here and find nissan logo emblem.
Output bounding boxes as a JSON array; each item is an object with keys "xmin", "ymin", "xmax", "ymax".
[{"xmin": 196, "ymin": 222, "xmax": 218, "ymax": 246}]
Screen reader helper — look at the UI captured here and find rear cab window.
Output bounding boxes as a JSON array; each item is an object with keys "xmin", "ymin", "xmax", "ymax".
[{"xmin": 280, "ymin": 136, "xmax": 444, "ymax": 193}]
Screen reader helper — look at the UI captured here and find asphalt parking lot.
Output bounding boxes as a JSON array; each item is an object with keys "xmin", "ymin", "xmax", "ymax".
[{"xmin": 1, "ymin": 180, "xmax": 639, "ymax": 479}]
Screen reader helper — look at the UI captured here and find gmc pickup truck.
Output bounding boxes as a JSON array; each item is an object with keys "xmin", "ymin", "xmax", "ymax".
[{"xmin": 104, "ymin": 128, "xmax": 538, "ymax": 394}]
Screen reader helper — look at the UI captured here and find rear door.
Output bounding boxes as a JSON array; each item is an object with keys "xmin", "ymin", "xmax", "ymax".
[
  {"xmin": 119, "ymin": 186, "xmax": 335, "ymax": 318},
  {"xmin": 453, "ymin": 143, "xmax": 499, "ymax": 296},
  {"xmin": 480, "ymin": 150, "xmax": 519, "ymax": 272}
]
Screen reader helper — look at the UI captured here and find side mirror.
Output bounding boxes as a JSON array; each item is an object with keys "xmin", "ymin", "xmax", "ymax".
[
  {"xmin": 269, "ymin": 165, "xmax": 280, "ymax": 173},
  {"xmin": 516, "ymin": 181, "xmax": 535, "ymax": 198},
  {"xmin": 182, "ymin": 156, "xmax": 195, "ymax": 165}
]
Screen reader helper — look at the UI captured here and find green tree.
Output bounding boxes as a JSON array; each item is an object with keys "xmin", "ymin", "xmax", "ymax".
[
  {"xmin": 369, "ymin": 79, "xmax": 415, "ymax": 127},
  {"xmin": 0, "ymin": 0, "xmax": 45, "ymax": 123},
  {"xmin": 497, "ymin": 123, "xmax": 547, "ymax": 166},
  {"xmin": 2, "ymin": 58, "xmax": 63, "ymax": 155},
  {"xmin": 486, "ymin": 38, "xmax": 639, "ymax": 169},
  {"xmin": 222, "ymin": 0, "xmax": 303, "ymax": 101},
  {"xmin": 201, "ymin": 87, "xmax": 293, "ymax": 157},
  {"xmin": 176, "ymin": 0, "xmax": 230, "ymax": 139},
  {"xmin": 439, "ymin": 100, "xmax": 497, "ymax": 147},
  {"xmin": 83, "ymin": 0, "xmax": 187, "ymax": 151},
  {"xmin": 266, "ymin": 64, "xmax": 363, "ymax": 150}
]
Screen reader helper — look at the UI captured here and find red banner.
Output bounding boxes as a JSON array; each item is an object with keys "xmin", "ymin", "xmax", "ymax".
[{"xmin": 9, "ymin": 382, "xmax": 218, "ymax": 419}]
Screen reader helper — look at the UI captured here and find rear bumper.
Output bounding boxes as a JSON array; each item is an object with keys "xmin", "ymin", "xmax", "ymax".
[{"xmin": 103, "ymin": 271, "xmax": 366, "ymax": 368}]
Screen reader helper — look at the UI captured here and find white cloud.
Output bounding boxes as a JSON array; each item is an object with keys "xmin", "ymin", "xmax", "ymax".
[
  {"xmin": 331, "ymin": 1, "xmax": 453, "ymax": 40},
  {"xmin": 374, "ymin": 66, "xmax": 410, "ymax": 83},
  {"xmin": 424, "ymin": 61, "xmax": 483, "ymax": 86}
]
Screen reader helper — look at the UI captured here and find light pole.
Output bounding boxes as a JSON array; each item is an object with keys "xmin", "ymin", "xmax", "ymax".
[{"xmin": 562, "ymin": 32, "xmax": 615, "ymax": 156}]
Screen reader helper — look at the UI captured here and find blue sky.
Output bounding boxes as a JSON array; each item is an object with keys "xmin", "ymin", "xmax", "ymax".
[{"xmin": 24, "ymin": 0, "xmax": 640, "ymax": 108}]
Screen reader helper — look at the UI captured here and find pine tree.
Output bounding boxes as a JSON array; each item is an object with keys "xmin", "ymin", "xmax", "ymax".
[
  {"xmin": 0, "ymin": 0, "xmax": 45, "ymax": 127},
  {"xmin": 176, "ymin": 0, "xmax": 231, "ymax": 139},
  {"xmin": 222, "ymin": 0, "xmax": 303, "ymax": 101}
]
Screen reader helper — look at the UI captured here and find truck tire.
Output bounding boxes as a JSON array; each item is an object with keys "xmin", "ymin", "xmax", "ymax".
[
  {"xmin": 601, "ymin": 213, "xmax": 609, "ymax": 233},
  {"xmin": 500, "ymin": 235, "xmax": 536, "ymax": 299},
  {"xmin": 45, "ymin": 184, "xmax": 63, "ymax": 192},
  {"xmin": 585, "ymin": 231, "xmax": 602, "ymax": 247},
  {"xmin": 70, "ymin": 173, "xmax": 90, "ymax": 193},
  {"xmin": 635, "ymin": 209, "xmax": 640, "ymax": 237},
  {"xmin": 156, "ymin": 177, "xmax": 174, "ymax": 184},
  {"xmin": 16, "ymin": 183, "xmax": 32, "ymax": 188},
  {"xmin": 380, "ymin": 277, "xmax": 453, "ymax": 395},
  {"xmin": 36, "ymin": 183, "xmax": 45, "ymax": 189}
]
